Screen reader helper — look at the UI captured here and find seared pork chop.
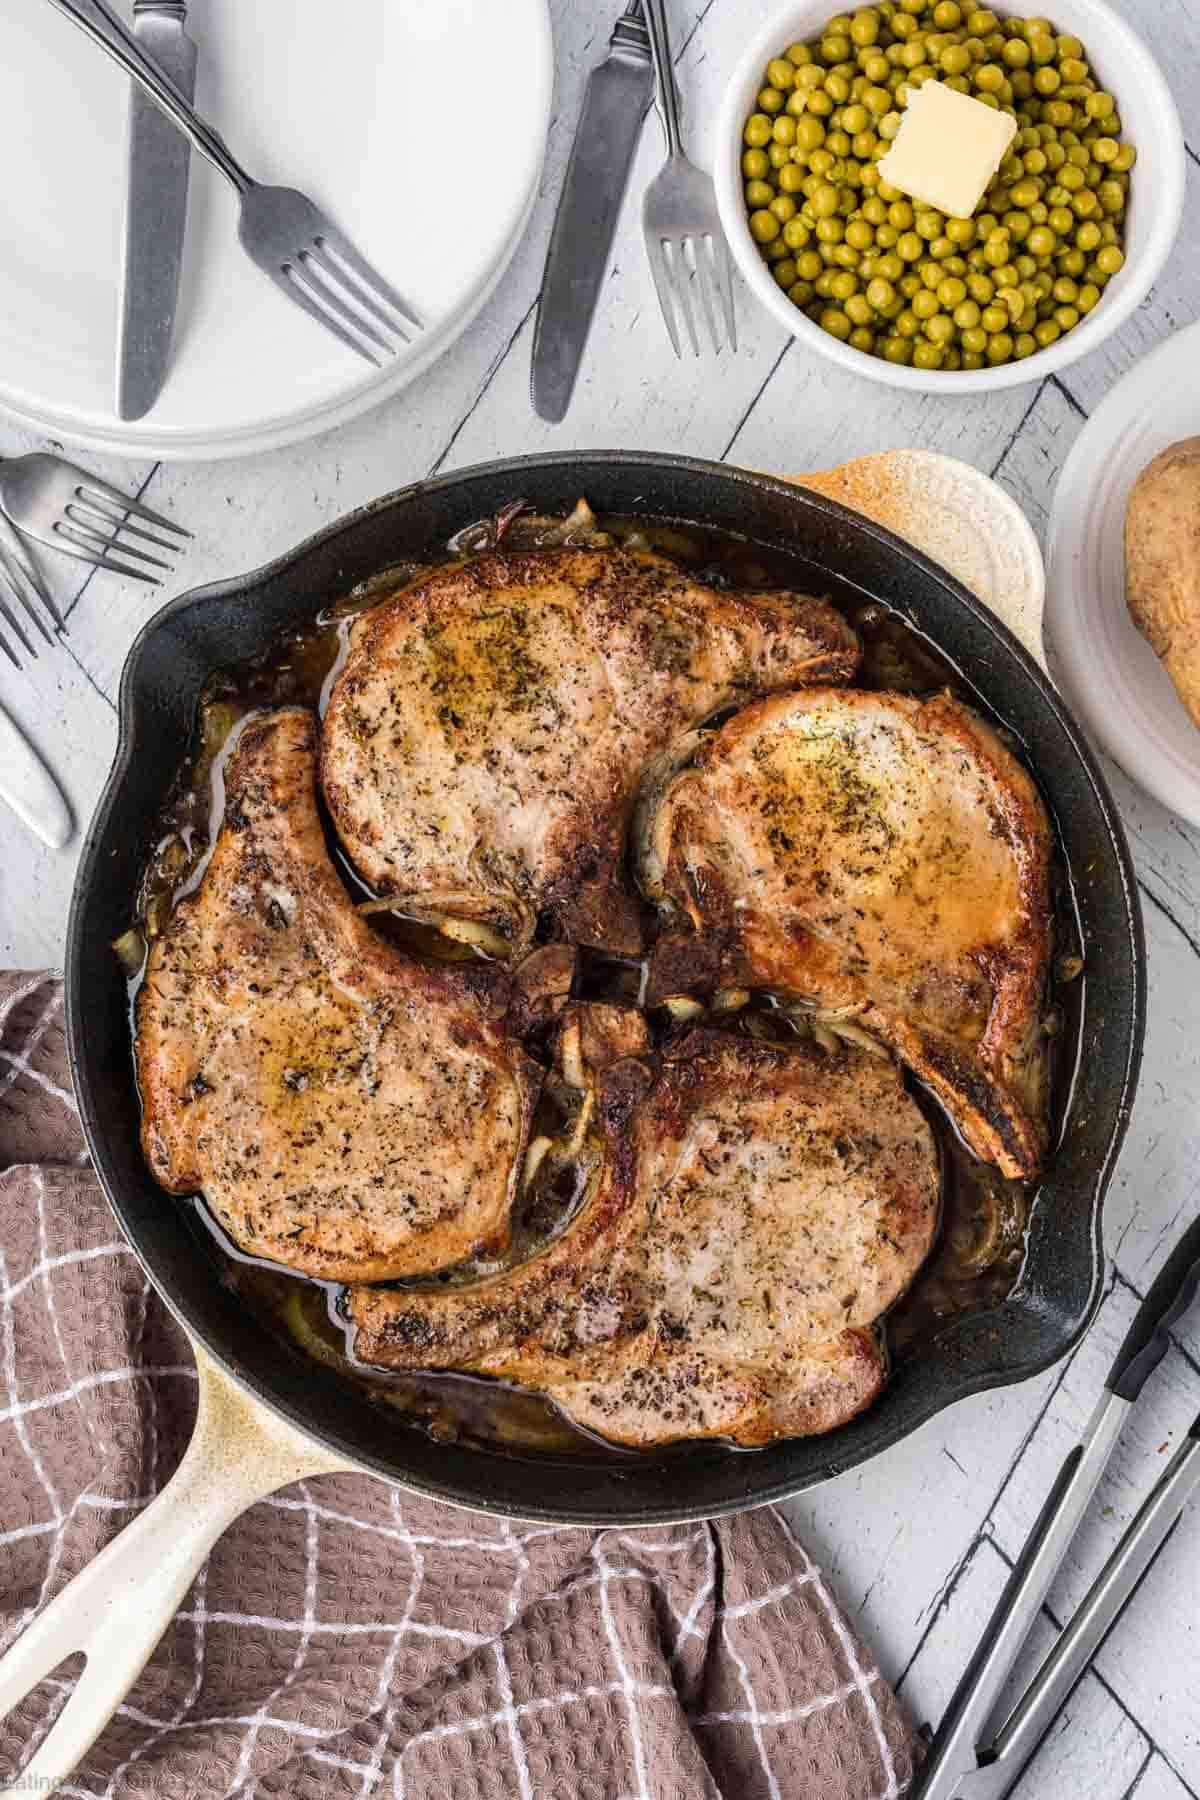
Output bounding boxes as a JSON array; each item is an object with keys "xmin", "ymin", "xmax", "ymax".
[
  {"xmin": 321, "ymin": 547, "xmax": 859, "ymax": 956},
  {"xmin": 636, "ymin": 689, "xmax": 1052, "ymax": 1178},
  {"xmin": 136, "ymin": 708, "xmax": 539, "ymax": 1282},
  {"xmin": 350, "ymin": 1030, "xmax": 939, "ymax": 1447}
]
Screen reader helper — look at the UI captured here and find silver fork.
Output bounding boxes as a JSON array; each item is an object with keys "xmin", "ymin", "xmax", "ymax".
[
  {"xmin": 47, "ymin": 0, "xmax": 423, "ymax": 367},
  {"xmin": 641, "ymin": 0, "xmax": 736, "ymax": 356},
  {"xmin": 0, "ymin": 454, "xmax": 191, "ymax": 588}
]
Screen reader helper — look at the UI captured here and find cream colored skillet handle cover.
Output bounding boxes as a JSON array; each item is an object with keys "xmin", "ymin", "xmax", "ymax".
[
  {"xmin": 0, "ymin": 1348, "xmax": 353, "ymax": 1797},
  {"xmin": 0, "ymin": 698, "xmax": 73, "ymax": 850}
]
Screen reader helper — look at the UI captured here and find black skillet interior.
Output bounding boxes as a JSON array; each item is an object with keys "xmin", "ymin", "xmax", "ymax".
[{"xmin": 65, "ymin": 453, "xmax": 1146, "ymax": 1524}]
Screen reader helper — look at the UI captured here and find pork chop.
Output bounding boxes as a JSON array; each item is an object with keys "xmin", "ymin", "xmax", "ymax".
[
  {"xmin": 136, "ymin": 707, "xmax": 540, "ymax": 1282},
  {"xmin": 636, "ymin": 688, "xmax": 1052, "ymax": 1178},
  {"xmin": 320, "ymin": 546, "xmax": 859, "ymax": 956},
  {"xmin": 350, "ymin": 1030, "xmax": 940, "ymax": 1447}
]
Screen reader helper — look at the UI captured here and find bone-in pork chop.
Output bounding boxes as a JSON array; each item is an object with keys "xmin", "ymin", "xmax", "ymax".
[
  {"xmin": 136, "ymin": 708, "xmax": 539, "ymax": 1282},
  {"xmin": 321, "ymin": 547, "xmax": 859, "ymax": 955},
  {"xmin": 636, "ymin": 689, "xmax": 1052, "ymax": 1178},
  {"xmin": 350, "ymin": 1030, "xmax": 940, "ymax": 1447}
]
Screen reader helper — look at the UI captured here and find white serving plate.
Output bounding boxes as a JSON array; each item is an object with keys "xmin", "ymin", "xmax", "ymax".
[
  {"xmin": 1047, "ymin": 322, "xmax": 1200, "ymax": 828},
  {"xmin": 0, "ymin": 0, "xmax": 552, "ymax": 460}
]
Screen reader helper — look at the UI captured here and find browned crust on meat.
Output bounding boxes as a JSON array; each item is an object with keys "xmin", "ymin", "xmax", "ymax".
[
  {"xmin": 136, "ymin": 707, "xmax": 540, "ymax": 1282},
  {"xmin": 320, "ymin": 547, "xmax": 859, "ymax": 955},
  {"xmin": 349, "ymin": 1030, "xmax": 936, "ymax": 1447},
  {"xmin": 642, "ymin": 688, "xmax": 1052, "ymax": 1180}
]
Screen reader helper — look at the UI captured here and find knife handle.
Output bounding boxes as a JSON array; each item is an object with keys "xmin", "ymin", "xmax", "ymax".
[
  {"xmin": 47, "ymin": 0, "xmax": 248, "ymax": 194},
  {"xmin": 1108, "ymin": 1213, "xmax": 1200, "ymax": 1401},
  {"xmin": 612, "ymin": 1, "xmax": 650, "ymax": 59}
]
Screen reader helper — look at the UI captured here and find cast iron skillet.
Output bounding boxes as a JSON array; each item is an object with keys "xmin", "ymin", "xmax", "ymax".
[{"xmin": 65, "ymin": 452, "xmax": 1146, "ymax": 1525}]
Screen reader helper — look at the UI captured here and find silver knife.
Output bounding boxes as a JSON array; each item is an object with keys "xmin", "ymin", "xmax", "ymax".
[
  {"xmin": 116, "ymin": 0, "xmax": 197, "ymax": 422},
  {"xmin": 0, "ymin": 699, "xmax": 73, "ymax": 850},
  {"xmin": 531, "ymin": 1, "xmax": 653, "ymax": 423}
]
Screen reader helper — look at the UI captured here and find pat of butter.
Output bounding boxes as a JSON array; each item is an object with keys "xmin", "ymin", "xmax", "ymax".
[{"xmin": 877, "ymin": 80, "xmax": 1017, "ymax": 219}]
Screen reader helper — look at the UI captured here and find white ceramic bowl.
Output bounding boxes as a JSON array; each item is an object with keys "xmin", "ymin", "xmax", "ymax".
[{"xmin": 715, "ymin": 0, "xmax": 1185, "ymax": 393}]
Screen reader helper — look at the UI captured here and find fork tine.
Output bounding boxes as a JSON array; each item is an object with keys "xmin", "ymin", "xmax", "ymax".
[
  {"xmin": 0, "ymin": 516, "xmax": 61, "ymax": 633},
  {"xmin": 275, "ymin": 264, "xmax": 386, "ymax": 367},
  {"xmin": 0, "ymin": 625, "xmax": 19, "ymax": 671},
  {"xmin": 58, "ymin": 517, "xmax": 171, "ymax": 572},
  {"xmin": 687, "ymin": 237, "xmax": 722, "ymax": 355},
  {"xmin": 315, "ymin": 227, "xmax": 423, "ymax": 333},
  {"xmin": 76, "ymin": 481, "xmax": 191, "ymax": 539},
  {"xmin": 50, "ymin": 524, "xmax": 161, "ymax": 584},
  {"xmin": 709, "ymin": 235, "xmax": 738, "ymax": 352},
  {"xmin": 67, "ymin": 497, "xmax": 181, "ymax": 555},
  {"xmin": 663, "ymin": 240, "xmax": 701, "ymax": 356},
  {"xmin": 294, "ymin": 254, "xmax": 394, "ymax": 356},
  {"xmin": 305, "ymin": 242, "xmax": 414, "ymax": 345},
  {"xmin": 645, "ymin": 237, "xmax": 683, "ymax": 358},
  {"xmin": 0, "ymin": 565, "xmax": 36, "ymax": 661}
]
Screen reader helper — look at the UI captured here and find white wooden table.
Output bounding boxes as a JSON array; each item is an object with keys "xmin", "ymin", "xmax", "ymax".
[{"xmin": 2, "ymin": 1, "xmax": 1198, "ymax": 1792}]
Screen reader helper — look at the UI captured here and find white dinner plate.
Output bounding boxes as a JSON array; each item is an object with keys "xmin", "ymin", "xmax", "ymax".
[
  {"xmin": 0, "ymin": 0, "xmax": 552, "ymax": 460},
  {"xmin": 1046, "ymin": 322, "xmax": 1200, "ymax": 829}
]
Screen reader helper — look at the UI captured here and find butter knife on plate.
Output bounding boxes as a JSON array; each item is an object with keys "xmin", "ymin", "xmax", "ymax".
[
  {"xmin": 117, "ymin": 0, "xmax": 198, "ymax": 422},
  {"xmin": 531, "ymin": 1, "xmax": 653, "ymax": 423}
]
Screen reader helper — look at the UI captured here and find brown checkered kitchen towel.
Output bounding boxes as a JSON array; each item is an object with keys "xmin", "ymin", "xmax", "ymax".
[{"xmin": 0, "ymin": 973, "xmax": 916, "ymax": 1799}]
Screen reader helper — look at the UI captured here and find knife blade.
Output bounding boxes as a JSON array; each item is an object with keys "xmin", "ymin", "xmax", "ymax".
[
  {"xmin": 117, "ymin": 0, "xmax": 197, "ymax": 422},
  {"xmin": 531, "ymin": 2, "xmax": 653, "ymax": 423},
  {"xmin": 0, "ymin": 699, "xmax": 72, "ymax": 851}
]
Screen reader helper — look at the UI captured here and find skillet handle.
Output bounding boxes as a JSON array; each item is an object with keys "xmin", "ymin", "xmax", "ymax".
[{"xmin": 0, "ymin": 1348, "xmax": 353, "ymax": 1796}]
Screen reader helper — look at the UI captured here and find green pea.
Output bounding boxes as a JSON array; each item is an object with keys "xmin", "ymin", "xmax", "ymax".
[
  {"xmin": 786, "ymin": 40, "xmax": 813, "ymax": 65},
  {"xmin": 745, "ymin": 180, "xmax": 774, "ymax": 209},
  {"xmin": 787, "ymin": 279, "xmax": 816, "ymax": 305},
  {"xmin": 1002, "ymin": 37, "xmax": 1031, "ymax": 67},
  {"xmin": 1026, "ymin": 225, "xmax": 1057, "ymax": 257},
  {"xmin": 924, "ymin": 313, "xmax": 955, "ymax": 345},
  {"xmin": 897, "ymin": 231, "xmax": 923, "ymax": 261},
  {"xmin": 779, "ymin": 162, "xmax": 807, "ymax": 194},
  {"xmin": 821, "ymin": 34, "xmax": 853, "ymax": 63},
  {"xmin": 820, "ymin": 306, "xmax": 853, "ymax": 339},
  {"xmin": 796, "ymin": 249, "xmax": 823, "ymax": 279},
  {"xmin": 1077, "ymin": 282, "xmax": 1100, "ymax": 312},
  {"xmin": 830, "ymin": 269, "xmax": 859, "ymax": 299},
  {"xmin": 940, "ymin": 43, "xmax": 972, "ymax": 74},
  {"xmin": 946, "ymin": 217, "xmax": 977, "ymax": 245},
  {"xmin": 876, "ymin": 222, "xmax": 900, "ymax": 247},
  {"xmin": 961, "ymin": 325, "xmax": 988, "ymax": 353},
  {"xmin": 937, "ymin": 276, "xmax": 967, "ymax": 308},
  {"xmin": 816, "ymin": 216, "xmax": 845, "ymax": 242},
  {"xmin": 1098, "ymin": 181, "xmax": 1126, "ymax": 215},
  {"xmin": 866, "ymin": 276, "xmax": 897, "ymax": 310},
  {"xmin": 1112, "ymin": 143, "xmax": 1137, "ymax": 172},
  {"xmin": 967, "ymin": 272, "xmax": 995, "ymax": 302},
  {"xmin": 844, "ymin": 291, "xmax": 873, "ymax": 325},
  {"xmin": 987, "ymin": 331, "xmax": 1014, "ymax": 362},
  {"xmin": 768, "ymin": 143, "xmax": 792, "ymax": 169},
  {"xmin": 749, "ymin": 210, "xmax": 781, "ymax": 243},
  {"xmin": 1075, "ymin": 220, "xmax": 1102, "ymax": 253},
  {"xmin": 883, "ymin": 335, "xmax": 914, "ymax": 363},
  {"xmin": 975, "ymin": 63, "xmax": 1005, "ymax": 92},
  {"xmin": 912, "ymin": 288, "xmax": 940, "ymax": 319},
  {"xmin": 912, "ymin": 341, "xmax": 945, "ymax": 370},
  {"xmin": 1086, "ymin": 90, "xmax": 1115, "ymax": 118},
  {"xmin": 1096, "ymin": 244, "xmax": 1125, "ymax": 275}
]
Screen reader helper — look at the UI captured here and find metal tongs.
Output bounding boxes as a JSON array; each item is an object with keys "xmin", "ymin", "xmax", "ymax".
[{"xmin": 919, "ymin": 1214, "xmax": 1200, "ymax": 1799}]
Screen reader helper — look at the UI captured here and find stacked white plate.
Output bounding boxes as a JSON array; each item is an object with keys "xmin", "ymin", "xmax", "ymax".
[{"xmin": 0, "ymin": 0, "xmax": 552, "ymax": 459}]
